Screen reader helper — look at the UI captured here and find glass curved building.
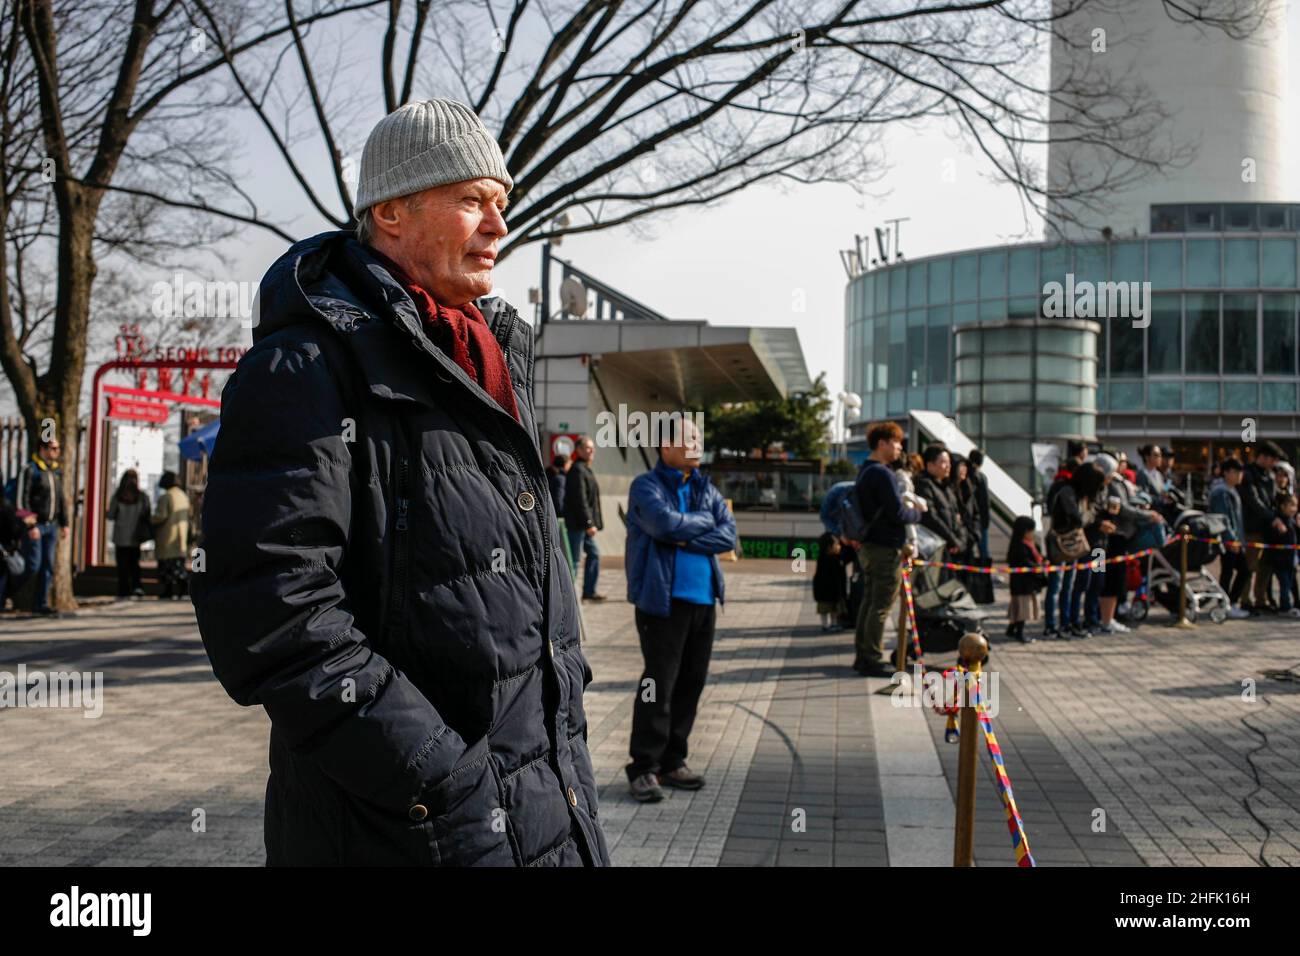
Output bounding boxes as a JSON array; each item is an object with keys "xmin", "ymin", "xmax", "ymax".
[{"xmin": 844, "ymin": 202, "xmax": 1300, "ymax": 488}]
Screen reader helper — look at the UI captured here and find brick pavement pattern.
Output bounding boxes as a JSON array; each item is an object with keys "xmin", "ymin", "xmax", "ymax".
[{"xmin": 1, "ymin": 562, "xmax": 1298, "ymax": 866}]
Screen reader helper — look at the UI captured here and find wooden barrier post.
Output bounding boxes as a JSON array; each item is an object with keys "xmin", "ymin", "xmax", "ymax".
[
  {"xmin": 1176, "ymin": 526, "xmax": 1196, "ymax": 629},
  {"xmin": 953, "ymin": 632, "xmax": 989, "ymax": 867}
]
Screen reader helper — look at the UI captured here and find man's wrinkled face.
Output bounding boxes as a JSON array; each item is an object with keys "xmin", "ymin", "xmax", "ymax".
[{"xmin": 370, "ymin": 177, "xmax": 509, "ymax": 306}]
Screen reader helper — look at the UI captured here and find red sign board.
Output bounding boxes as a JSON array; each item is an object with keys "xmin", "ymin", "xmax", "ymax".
[{"xmin": 107, "ymin": 396, "xmax": 169, "ymax": 424}]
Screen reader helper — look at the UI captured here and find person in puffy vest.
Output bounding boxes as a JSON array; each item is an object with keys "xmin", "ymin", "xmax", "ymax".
[
  {"xmin": 14, "ymin": 437, "xmax": 68, "ymax": 615},
  {"xmin": 192, "ymin": 99, "xmax": 608, "ymax": 867}
]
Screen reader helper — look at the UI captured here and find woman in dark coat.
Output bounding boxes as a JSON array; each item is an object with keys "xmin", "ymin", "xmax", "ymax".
[{"xmin": 1049, "ymin": 461, "xmax": 1113, "ymax": 638}]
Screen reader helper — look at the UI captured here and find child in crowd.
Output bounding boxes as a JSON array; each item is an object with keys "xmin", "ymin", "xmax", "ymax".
[
  {"xmin": 813, "ymin": 532, "xmax": 849, "ymax": 631},
  {"xmin": 1006, "ymin": 515, "xmax": 1047, "ymax": 643},
  {"xmin": 1266, "ymin": 493, "xmax": 1300, "ymax": 617}
]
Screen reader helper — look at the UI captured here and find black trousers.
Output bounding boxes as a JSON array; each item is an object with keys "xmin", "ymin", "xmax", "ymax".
[
  {"xmin": 1219, "ymin": 549, "xmax": 1248, "ymax": 604},
  {"xmin": 116, "ymin": 546, "xmax": 142, "ymax": 597},
  {"xmin": 626, "ymin": 599, "xmax": 716, "ymax": 781}
]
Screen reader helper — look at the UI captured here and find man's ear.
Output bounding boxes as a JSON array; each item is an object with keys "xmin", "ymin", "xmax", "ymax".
[{"xmin": 370, "ymin": 198, "xmax": 403, "ymax": 240}]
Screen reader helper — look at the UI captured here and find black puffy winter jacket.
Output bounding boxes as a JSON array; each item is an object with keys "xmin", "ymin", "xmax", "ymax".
[{"xmin": 192, "ymin": 231, "xmax": 609, "ymax": 867}]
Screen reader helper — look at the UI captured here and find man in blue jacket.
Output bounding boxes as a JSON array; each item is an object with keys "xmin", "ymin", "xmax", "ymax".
[
  {"xmin": 624, "ymin": 416, "xmax": 736, "ymax": 803},
  {"xmin": 846, "ymin": 422, "xmax": 922, "ymax": 677}
]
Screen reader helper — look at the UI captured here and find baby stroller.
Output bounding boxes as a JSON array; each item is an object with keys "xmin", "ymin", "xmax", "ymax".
[
  {"xmin": 1127, "ymin": 510, "xmax": 1230, "ymax": 624},
  {"xmin": 906, "ymin": 525, "xmax": 990, "ymax": 655}
]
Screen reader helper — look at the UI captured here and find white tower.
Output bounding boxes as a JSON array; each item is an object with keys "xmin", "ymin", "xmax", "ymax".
[{"xmin": 1047, "ymin": 0, "xmax": 1291, "ymax": 238}]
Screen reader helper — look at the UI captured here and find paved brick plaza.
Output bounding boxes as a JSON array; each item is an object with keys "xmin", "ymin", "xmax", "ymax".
[{"xmin": 2, "ymin": 560, "xmax": 1298, "ymax": 867}]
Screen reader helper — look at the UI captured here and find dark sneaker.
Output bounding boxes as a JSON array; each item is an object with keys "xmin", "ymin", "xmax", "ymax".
[
  {"xmin": 629, "ymin": 772, "xmax": 665, "ymax": 802},
  {"xmin": 582, "ymin": 594, "xmax": 607, "ymax": 603},
  {"xmin": 1042, "ymin": 627, "xmax": 1060, "ymax": 640},
  {"xmin": 1067, "ymin": 624, "xmax": 1090, "ymax": 639},
  {"xmin": 658, "ymin": 766, "xmax": 705, "ymax": 791},
  {"xmin": 35, "ymin": 607, "xmax": 58, "ymax": 617},
  {"xmin": 858, "ymin": 661, "xmax": 895, "ymax": 678}
]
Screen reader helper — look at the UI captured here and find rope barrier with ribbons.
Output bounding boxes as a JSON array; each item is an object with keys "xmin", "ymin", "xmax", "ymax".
[
  {"xmin": 899, "ymin": 564, "xmax": 925, "ymax": 671},
  {"xmin": 970, "ymin": 670, "xmax": 1036, "ymax": 868},
  {"xmin": 911, "ymin": 548, "xmax": 1157, "ymax": 576}
]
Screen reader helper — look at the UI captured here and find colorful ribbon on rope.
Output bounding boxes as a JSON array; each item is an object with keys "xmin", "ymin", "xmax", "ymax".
[
  {"xmin": 899, "ymin": 565, "xmax": 925, "ymax": 672},
  {"xmin": 968, "ymin": 668, "xmax": 1036, "ymax": 868},
  {"xmin": 912, "ymin": 547, "xmax": 1157, "ymax": 576}
]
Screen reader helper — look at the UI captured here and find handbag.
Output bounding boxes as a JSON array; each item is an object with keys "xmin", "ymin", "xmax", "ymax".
[
  {"xmin": 1052, "ymin": 526, "xmax": 1089, "ymax": 560},
  {"xmin": 135, "ymin": 505, "xmax": 155, "ymax": 544},
  {"xmin": 0, "ymin": 545, "xmax": 24, "ymax": 576}
]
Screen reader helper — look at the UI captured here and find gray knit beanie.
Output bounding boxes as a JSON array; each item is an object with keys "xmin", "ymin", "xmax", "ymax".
[{"xmin": 354, "ymin": 99, "xmax": 512, "ymax": 213}]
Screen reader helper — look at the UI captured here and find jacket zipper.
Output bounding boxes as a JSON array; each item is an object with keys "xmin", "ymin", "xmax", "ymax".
[
  {"xmin": 490, "ymin": 307, "xmax": 551, "ymax": 590},
  {"xmin": 387, "ymin": 438, "xmax": 412, "ymax": 639}
]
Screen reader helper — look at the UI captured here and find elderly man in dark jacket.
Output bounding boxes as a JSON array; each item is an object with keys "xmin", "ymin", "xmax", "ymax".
[{"xmin": 192, "ymin": 99, "xmax": 608, "ymax": 867}]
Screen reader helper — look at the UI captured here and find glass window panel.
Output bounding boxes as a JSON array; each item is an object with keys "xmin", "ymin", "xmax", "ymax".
[
  {"xmin": 874, "ymin": 317, "xmax": 888, "ymax": 390},
  {"xmin": 979, "ymin": 298, "xmax": 1005, "ymax": 321},
  {"xmin": 908, "ymin": 263, "xmax": 927, "ymax": 307},
  {"xmin": 979, "ymin": 251, "xmax": 1006, "ymax": 299},
  {"xmin": 1224, "ymin": 239, "xmax": 1259, "ymax": 287},
  {"xmin": 1036, "ymin": 383, "xmax": 1093, "ymax": 407},
  {"xmin": 1224, "ymin": 204, "xmax": 1256, "ymax": 231},
  {"xmin": 928, "ymin": 305, "xmax": 950, "ymax": 328},
  {"xmin": 1148, "ymin": 240, "xmax": 1182, "ymax": 290},
  {"xmin": 1109, "ymin": 316, "xmax": 1144, "ymax": 378},
  {"xmin": 889, "ymin": 311, "xmax": 906, "ymax": 343},
  {"xmin": 1148, "ymin": 294, "xmax": 1181, "ymax": 374},
  {"xmin": 1261, "ymin": 239, "xmax": 1296, "ymax": 287},
  {"xmin": 890, "ymin": 266, "xmax": 907, "ymax": 310},
  {"xmin": 983, "ymin": 411, "xmax": 1033, "ymax": 434},
  {"xmin": 1096, "ymin": 385, "xmax": 1105, "ymax": 412},
  {"xmin": 1152, "ymin": 205, "xmax": 1185, "ymax": 232},
  {"xmin": 1007, "ymin": 296, "xmax": 1038, "ymax": 319},
  {"xmin": 955, "ymin": 384, "xmax": 981, "ymax": 408},
  {"xmin": 1223, "ymin": 382, "xmax": 1258, "ymax": 410},
  {"xmin": 926, "ymin": 326, "xmax": 949, "ymax": 385},
  {"xmin": 907, "ymin": 308, "xmax": 925, "ymax": 327},
  {"xmin": 1112, "ymin": 242, "xmax": 1143, "ymax": 281},
  {"xmin": 1036, "ymin": 355, "xmax": 1087, "ymax": 381},
  {"xmin": 1187, "ymin": 239, "xmax": 1221, "ymax": 287},
  {"xmin": 982, "ymin": 356, "xmax": 1034, "ymax": 380},
  {"xmin": 888, "ymin": 344, "xmax": 905, "ymax": 391},
  {"xmin": 872, "ymin": 392, "xmax": 885, "ymax": 417},
  {"xmin": 955, "ymin": 355, "xmax": 982, "ymax": 384},
  {"xmin": 1148, "ymin": 381, "xmax": 1181, "ymax": 410},
  {"xmin": 1222, "ymin": 293, "xmax": 1256, "ymax": 374},
  {"xmin": 907, "ymin": 325, "xmax": 926, "ymax": 387},
  {"xmin": 1037, "ymin": 412, "xmax": 1092, "ymax": 437},
  {"xmin": 953, "ymin": 302, "xmax": 978, "ymax": 326},
  {"xmin": 1110, "ymin": 382, "xmax": 1142, "ymax": 408},
  {"xmin": 928, "ymin": 257, "xmax": 951, "ymax": 304},
  {"xmin": 926, "ymin": 387, "xmax": 951, "ymax": 414},
  {"xmin": 887, "ymin": 388, "xmax": 904, "ymax": 416},
  {"xmin": 1074, "ymin": 244, "xmax": 1107, "ymax": 286},
  {"xmin": 1187, "ymin": 204, "xmax": 1220, "ymax": 231},
  {"xmin": 982, "ymin": 383, "xmax": 1033, "ymax": 404},
  {"xmin": 1009, "ymin": 248, "xmax": 1037, "ymax": 296},
  {"xmin": 862, "ymin": 276, "xmax": 875, "ymax": 316},
  {"xmin": 1185, "ymin": 293, "xmax": 1219, "ymax": 373},
  {"xmin": 1040, "ymin": 245, "xmax": 1070, "ymax": 290},
  {"xmin": 953, "ymin": 255, "xmax": 978, "ymax": 301},
  {"xmin": 1262, "ymin": 382, "xmax": 1297, "ymax": 412},
  {"xmin": 874, "ymin": 269, "xmax": 888, "ymax": 312},
  {"xmin": 1185, "ymin": 381, "xmax": 1220, "ymax": 410},
  {"xmin": 1263, "ymin": 293, "xmax": 1296, "ymax": 375},
  {"xmin": 1260, "ymin": 205, "xmax": 1288, "ymax": 231}
]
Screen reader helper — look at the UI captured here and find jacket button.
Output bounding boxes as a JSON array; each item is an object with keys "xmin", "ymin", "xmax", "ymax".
[
  {"xmin": 408, "ymin": 804, "xmax": 429, "ymax": 822},
  {"xmin": 567, "ymin": 787, "xmax": 578, "ymax": 807},
  {"xmin": 517, "ymin": 491, "xmax": 536, "ymax": 511}
]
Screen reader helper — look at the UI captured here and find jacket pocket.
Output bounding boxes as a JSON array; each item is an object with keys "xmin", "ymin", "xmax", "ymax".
[{"xmin": 424, "ymin": 736, "xmax": 517, "ymax": 866}]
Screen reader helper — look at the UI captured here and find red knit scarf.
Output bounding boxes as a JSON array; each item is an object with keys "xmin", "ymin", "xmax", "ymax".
[{"xmin": 372, "ymin": 250, "xmax": 521, "ymax": 423}]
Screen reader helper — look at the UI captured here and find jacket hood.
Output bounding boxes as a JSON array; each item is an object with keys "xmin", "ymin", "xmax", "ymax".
[{"xmin": 253, "ymin": 230, "xmax": 527, "ymax": 421}]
